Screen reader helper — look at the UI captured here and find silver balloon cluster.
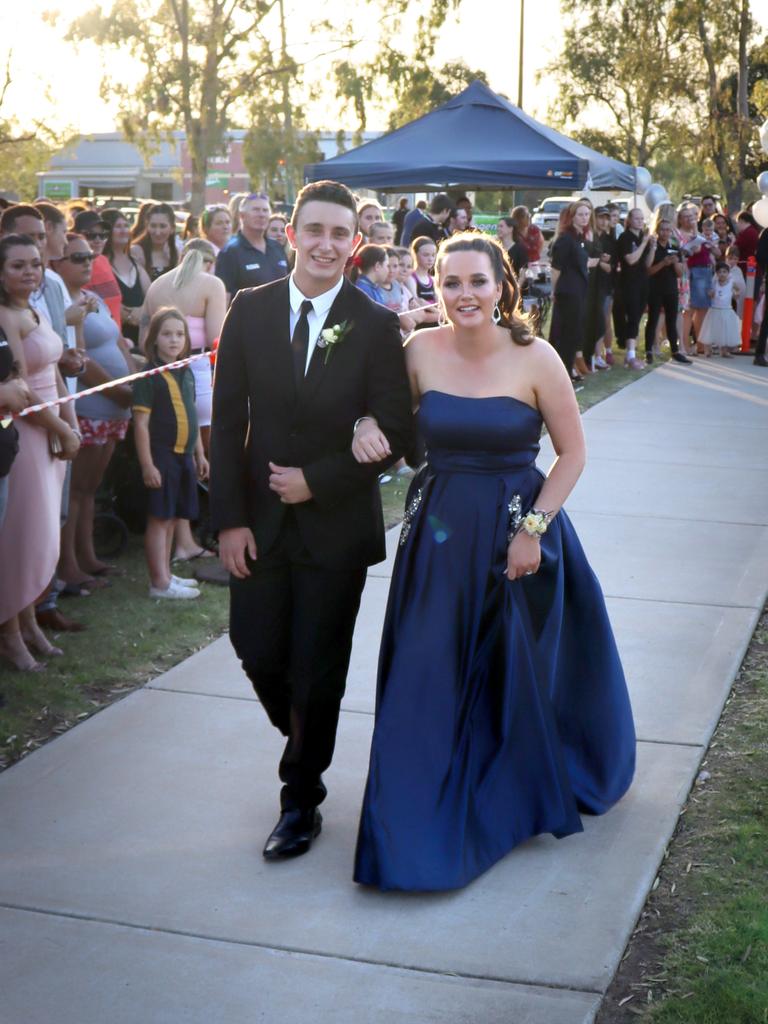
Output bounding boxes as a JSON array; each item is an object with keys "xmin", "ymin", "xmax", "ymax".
[
  {"xmin": 753, "ymin": 120, "xmax": 768, "ymax": 229},
  {"xmin": 633, "ymin": 166, "xmax": 670, "ymax": 212}
]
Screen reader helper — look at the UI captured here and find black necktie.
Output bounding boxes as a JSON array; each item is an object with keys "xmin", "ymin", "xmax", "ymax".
[{"xmin": 291, "ymin": 298, "xmax": 313, "ymax": 389}]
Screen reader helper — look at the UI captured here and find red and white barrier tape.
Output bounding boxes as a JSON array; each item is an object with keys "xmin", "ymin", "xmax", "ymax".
[
  {"xmin": 2, "ymin": 351, "xmax": 212, "ymax": 426},
  {"xmin": 1, "ymin": 302, "xmax": 438, "ymax": 426}
]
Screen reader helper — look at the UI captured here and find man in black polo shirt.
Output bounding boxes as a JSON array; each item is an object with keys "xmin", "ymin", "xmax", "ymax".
[
  {"xmin": 215, "ymin": 192, "xmax": 290, "ymax": 303},
  {"xmin": 400, "ymin": 194, "xmax": 453, "ymax": 247}
]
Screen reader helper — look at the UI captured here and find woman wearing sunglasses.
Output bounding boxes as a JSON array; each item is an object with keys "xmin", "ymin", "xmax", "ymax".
[
  {"xmin": 53, "ymin": 233, "xmax": 136, "ymax": 593},
  {"xmin": 72, "ymin": 210, "xmax": 123, "ymax": 328}
]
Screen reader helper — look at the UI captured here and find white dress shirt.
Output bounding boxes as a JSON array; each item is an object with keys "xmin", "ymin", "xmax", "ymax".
[{"xmin": 288, "ymin": 273, "xmax": 345, "ymax": 375}]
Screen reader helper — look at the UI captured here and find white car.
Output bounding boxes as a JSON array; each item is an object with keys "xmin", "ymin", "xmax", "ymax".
[
  {"xmin": 532, "ymin": 195, "xmax": 632, "ymax": 237},
  {"xmin": 531, "ymin": 197, "xmax": 575, "ymax": 238}
]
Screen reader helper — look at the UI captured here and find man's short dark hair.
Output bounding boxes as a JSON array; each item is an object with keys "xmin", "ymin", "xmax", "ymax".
[
  {"xmin": 429, "ymin": 193, "xmax": 453, "ymax": 216},
  {"xmin": 34, "ymin": 201, "xmax": 67, "ymax": 227},
  {"xmin": 292, "ymin": 180, "xmax": 358, "ymax": 232},
  {"xmin": 701, "ymin": 194, "xmax": 717, "ymax": 204},
  {"xmin": 0, "ymin": 204, "xmax": 44, "ymax": 235}
]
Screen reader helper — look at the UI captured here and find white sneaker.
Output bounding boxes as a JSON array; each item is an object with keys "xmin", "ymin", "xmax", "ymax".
[
  {"xmin": 171, "ymin": 574, "xmax": 198, "ymax": 588},
  {"xmin": 149, "ymin": 580, "xmax": 200, "ymax": 600}
]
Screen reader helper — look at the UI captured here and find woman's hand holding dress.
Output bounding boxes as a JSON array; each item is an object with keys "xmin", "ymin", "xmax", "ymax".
[{"xmin": 505, "ymin": 531, "xmax": 541, "ymax": 580}]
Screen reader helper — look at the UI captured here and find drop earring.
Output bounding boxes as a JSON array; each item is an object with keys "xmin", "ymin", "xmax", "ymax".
[
  {"xmin": 438, "ymin": 306, "xmax": 448, "ymax": 326},
  {"xmin": 492, "ymin": 302, "xmax": 502, "ymax": 325}
]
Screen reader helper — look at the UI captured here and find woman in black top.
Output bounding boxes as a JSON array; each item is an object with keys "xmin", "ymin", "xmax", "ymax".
[
  {"xmin": 617, "ymin": 209, "xmax": 652, "ymax": 369},
  {"xmin": 497, "ymin": 217, "xmax": 529, "ymax": 278},
  {"xmin": 130, "ymin": 202, "xmax": 179, "ymax": 281},
  {"xmin": 644, "ymin": 220, "xmax": 691, "ymax": 365},
  {"xmin": 103, "ymin": 209, "xmax": 151, "ymax": 348},
  {"xmin": 549, "ymin": 201, "xmax": 599, "ymax": 382}
]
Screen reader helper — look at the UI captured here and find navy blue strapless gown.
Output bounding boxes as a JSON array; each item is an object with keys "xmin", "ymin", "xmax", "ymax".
[{"xmin": 354, "ymin": 391, "xmax": 636, "ymax": 891}]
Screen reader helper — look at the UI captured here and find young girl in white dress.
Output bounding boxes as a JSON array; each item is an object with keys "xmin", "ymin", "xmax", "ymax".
[{"xmin": 699, "ymin": 262, "xmax": 743, "ymax": 358}]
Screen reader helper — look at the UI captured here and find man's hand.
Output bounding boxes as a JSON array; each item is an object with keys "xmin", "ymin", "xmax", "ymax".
[
  {"xmin": 58, "ymin": 348, "xmax": 86, "ymax": 378},
  {"xmin": 352, "ymin": 417, "xmax": 392, "ymax": 464},
  {"xmin": 268, "ymin": 463, "xmax": 312, "ymax": 504},
  {"xmin": 219, "ymin": 526, "xmax": 257, "ymax": 579}
]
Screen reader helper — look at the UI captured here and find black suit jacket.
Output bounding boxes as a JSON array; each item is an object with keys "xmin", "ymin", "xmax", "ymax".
[{"xmin": 209, "ymin": 276, "xmax": 413, "ymax": 569}]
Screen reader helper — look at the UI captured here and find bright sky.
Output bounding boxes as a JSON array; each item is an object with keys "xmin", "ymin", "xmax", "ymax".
[
  {"xmin": 3, "ymin": 0, "xmax": 565, "ymax": 136},
  {"xmin": 3, "ymin": 0, "xmax": 768, "ymax": 138}
]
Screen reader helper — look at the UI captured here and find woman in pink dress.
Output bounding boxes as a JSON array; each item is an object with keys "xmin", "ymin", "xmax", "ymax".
[{"xmin": 0, "ymin": 235, "xmax": 81, "ymax": 670}]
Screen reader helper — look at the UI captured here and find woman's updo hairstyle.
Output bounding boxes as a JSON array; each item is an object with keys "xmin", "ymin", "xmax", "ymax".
[
  {"xmin": 172, "ymin": 237, "xmax": 216, "ymax": 289},
  {"xmin": 435, "ymin": 232, "xmax": 533, "ymax": 346}
]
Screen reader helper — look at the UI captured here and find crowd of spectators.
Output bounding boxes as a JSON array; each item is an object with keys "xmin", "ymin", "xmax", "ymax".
[
  {"xmin": 548, "ymin": 194, "xmax": 768, "ymax": 383},
  {"xmin": 1, "ymin": 185, "xmax": 767, "ymax": 670}
]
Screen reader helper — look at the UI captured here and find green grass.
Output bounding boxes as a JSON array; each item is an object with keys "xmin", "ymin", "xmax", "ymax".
[
  {"xmin": 597, "ymin": 609, "xmax": 768, "ymax": 1022},
  {"xmin": 0, "ymin": 538, "xmax": 229, "ymax": 769}
]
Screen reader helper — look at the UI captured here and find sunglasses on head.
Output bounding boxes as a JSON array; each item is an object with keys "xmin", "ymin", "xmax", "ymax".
[
  {"xmin": 246, "ymin": 192, "xmax": 270, "ymax": 202},
  {"xmin": 54, "ymin": 252, "xmax": 95, "ymax": 265},
  {"xmin": 83, "ymin": 231, "xmax": 108, "ymax": 241}
]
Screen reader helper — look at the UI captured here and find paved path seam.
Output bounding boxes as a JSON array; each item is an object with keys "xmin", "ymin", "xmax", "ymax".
[
  {"xmin": 0, "ymin": 901, "xmax": 605, "ymax": 997},
  {"xmin": 138, "ymin": 685, "xmax": 729, "ymax": 749}
]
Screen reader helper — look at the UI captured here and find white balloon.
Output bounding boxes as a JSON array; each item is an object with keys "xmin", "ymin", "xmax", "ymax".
[
  {"xmin": 644, "ymin": 183, "xmax": 670, "ymax": 211},
  {"xmin": 634, "ymin": 167, "xmax": 652, "ymax": 192},
  {"xmin": 757, "ymin": 170, "xmax": 768, "ymax": 195},
  {"xmin": 753, "ymin": 196, "xmax": 768, "ymax": 229},
  {"xmin": 760, "ymin": 119, "xmax": 768, "ymax": 155}
]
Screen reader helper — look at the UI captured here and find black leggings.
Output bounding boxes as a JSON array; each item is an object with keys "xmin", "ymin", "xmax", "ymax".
[
  {"xmin": 645, "ymin": 292, "xmax": 679, "ymax": 353},
  {"xmin": 622, "ymin": 283, "xmax": 647, "ymax": 340}
]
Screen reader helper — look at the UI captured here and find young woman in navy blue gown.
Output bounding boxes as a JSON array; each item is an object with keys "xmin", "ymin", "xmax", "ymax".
[{"xmin": 351, "ymin": 233, "xmax": 636, "ymax": 892}]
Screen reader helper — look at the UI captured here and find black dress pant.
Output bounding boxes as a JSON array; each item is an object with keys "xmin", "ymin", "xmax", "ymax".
[
  {"xmin": 645, "ymin": 290, "xmax": 680, "ymax": 353},
  {"xmin": 756, "ymin": 269, "xmax": 768, "ymax": 358},
  {"xmin": 550, "ymin": 290, "xmax": 585, "ymax": 371},
  {"xmin": 229, "ymin": 513, "xmax": 367, "ymax": 811},
  {"xmin": 611, "ymin": 285, "xmax": 626, "ymax": 349}
]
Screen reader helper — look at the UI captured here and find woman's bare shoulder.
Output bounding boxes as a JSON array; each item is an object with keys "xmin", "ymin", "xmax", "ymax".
[{"xmin": 403, "ymin": 325, "xmax": 448, "ymax": 352}]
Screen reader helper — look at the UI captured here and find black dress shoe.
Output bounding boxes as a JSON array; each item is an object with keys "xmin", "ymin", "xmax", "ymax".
[
  {"xmin": 263, "ymin": 809, "xmax": 322, "ymax": 860},
  {"xmin": 672, "ymin": 352, "xmax": 693, "ymax": 364},
  {"xmin": 754, "ymin": 355, "xmax": 768, "ymax": 367}
]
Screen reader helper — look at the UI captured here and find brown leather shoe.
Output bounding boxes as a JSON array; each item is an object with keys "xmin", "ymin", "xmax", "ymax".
[{"xmin": 36, "ymin": 608, "xmax": 87, "ymax": 632}]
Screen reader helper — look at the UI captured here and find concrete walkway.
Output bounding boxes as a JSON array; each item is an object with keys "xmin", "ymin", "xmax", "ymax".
[{"xmin": 2, "ymin": 359, "xmax": 768, "ymax": 1024}]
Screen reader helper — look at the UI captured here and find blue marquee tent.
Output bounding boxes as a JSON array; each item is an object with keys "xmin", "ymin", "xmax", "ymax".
[{"xmin": 304, "ymin": 80, "xmax": 637, "ymax": 192}]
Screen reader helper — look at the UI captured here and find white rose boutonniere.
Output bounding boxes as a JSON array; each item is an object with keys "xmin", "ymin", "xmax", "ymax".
[{"xmin": 316, "ymin": 319, "xmax": 353, "ymax": 364}]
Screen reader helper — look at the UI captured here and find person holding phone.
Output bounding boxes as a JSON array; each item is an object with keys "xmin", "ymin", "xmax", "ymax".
[{"xmin": 645, "ymin": 220, "xmax": 691, "ymax": 365}]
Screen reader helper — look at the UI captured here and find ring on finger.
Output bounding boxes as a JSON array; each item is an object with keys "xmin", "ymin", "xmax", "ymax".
[{"xmin": 525, "ymin": 570, "xmax": 534, "ymax": 576}]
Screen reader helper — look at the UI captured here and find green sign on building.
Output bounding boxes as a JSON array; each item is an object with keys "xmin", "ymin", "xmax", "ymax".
[
  {"xmin": 205, "ymin": 173, "xmax": 229, "ymax": 188},
  {"xmin": 43, "ymin": 181, "xmax": 73, "ymax": 200}
]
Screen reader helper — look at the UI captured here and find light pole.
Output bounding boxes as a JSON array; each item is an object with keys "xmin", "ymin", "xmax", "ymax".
[{"xmin": 518, "ymin": 0, "xmax": 525, "ymax": 109}]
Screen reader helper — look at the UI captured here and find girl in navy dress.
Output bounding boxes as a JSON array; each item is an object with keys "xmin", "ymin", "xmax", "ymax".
[{"xmin": 352, "ymin": 233, "xmax": 635, "ymax": 891}]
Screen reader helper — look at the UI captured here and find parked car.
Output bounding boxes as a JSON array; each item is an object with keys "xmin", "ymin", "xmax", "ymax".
[
  {"xmin": 532, "ymin": 195, "xmax": 636, "ymax": 237},
  {"xmin": 531, "ymin": 197, "xmax": 575, "ymax": 238}
]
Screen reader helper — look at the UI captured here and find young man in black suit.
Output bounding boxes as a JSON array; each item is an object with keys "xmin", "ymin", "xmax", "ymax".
[{"xmin": 209, "ymin": 180, "xmax": 413, "ymax": 860}]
